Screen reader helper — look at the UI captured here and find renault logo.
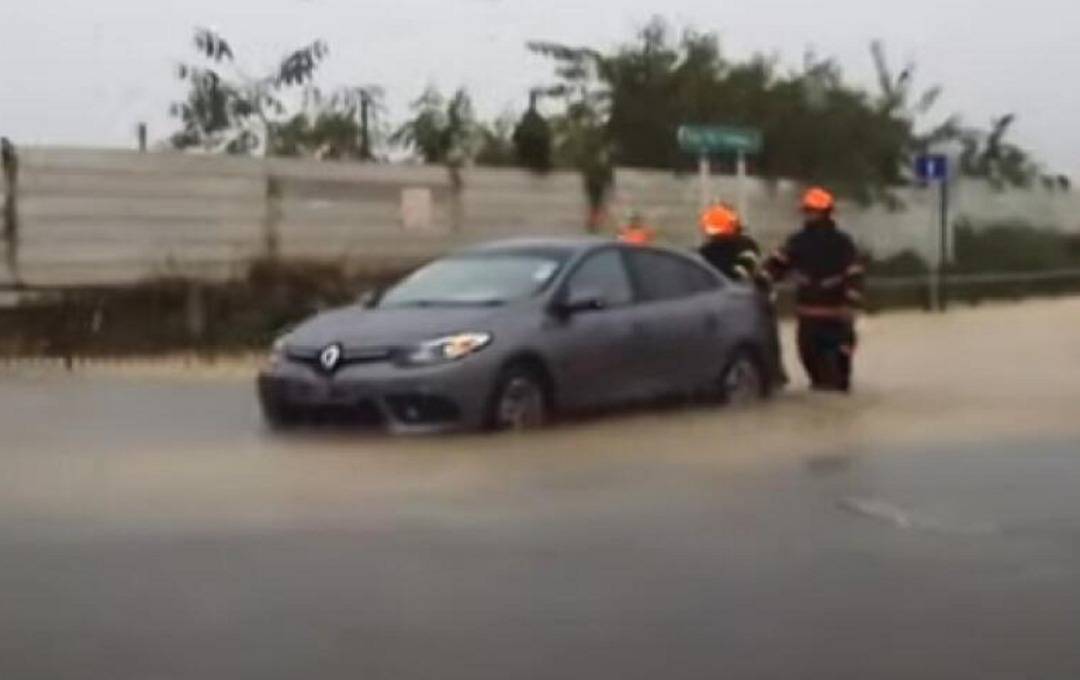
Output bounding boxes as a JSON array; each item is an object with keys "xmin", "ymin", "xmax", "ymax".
[{"xmin": 319, "ymin": 343, "xmax": 343, "ymax": 372}]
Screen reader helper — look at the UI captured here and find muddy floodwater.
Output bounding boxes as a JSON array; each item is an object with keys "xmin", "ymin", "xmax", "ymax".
[{"xmin": 2, "ymin": 299, "xmax": 1080, "ymax": 679}]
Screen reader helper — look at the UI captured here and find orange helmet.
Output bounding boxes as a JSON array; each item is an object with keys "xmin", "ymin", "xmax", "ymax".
[
  {"xmin": 801, "ymin": 186, "xmax": 836, "ymax": 212},
  {"xmin": 700, "ymin": 203, "xmax": 741, "ymax": 237},
  {"xmin": 618, "ymin": 224, "xmax": 656, "ymax": 246}
]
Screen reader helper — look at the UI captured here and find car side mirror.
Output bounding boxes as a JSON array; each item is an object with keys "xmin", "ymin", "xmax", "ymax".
[{"xmin": 558, "ymin": 289, "xmax": 608, "ymax": 316}]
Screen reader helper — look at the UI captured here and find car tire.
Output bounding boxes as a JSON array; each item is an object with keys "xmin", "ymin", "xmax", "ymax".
[
  {"xmin": 487, "ymin": 364, "xmax": 549, "ymax": 431},
  {"xmin": 719, "ymin": 349, "xmax": 766, "ymax": 406}
]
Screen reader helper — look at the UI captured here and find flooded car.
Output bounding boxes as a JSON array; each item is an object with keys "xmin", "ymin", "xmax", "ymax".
[{"xmin": 257, "ymin": 238, "xmax": 783, "ymax": 432}]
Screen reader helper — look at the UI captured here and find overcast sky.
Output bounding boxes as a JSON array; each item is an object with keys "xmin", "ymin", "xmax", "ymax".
[{"xmin": 3, "ymin": 0, "xmax": 1078, "ymax": 174}]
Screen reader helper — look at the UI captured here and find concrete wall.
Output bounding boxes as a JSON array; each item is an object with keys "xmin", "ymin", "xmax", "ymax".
[{"xmin": 3, "ymin": 147, "xmax": 1077, "ymax": 286}]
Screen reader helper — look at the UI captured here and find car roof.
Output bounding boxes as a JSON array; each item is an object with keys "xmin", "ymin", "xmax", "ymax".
[
  {"xmin": 457, "ymin": 237, "xmax": 708, "ymax": 261},
  {"xmin": 455, "ymin": 237, "xmax": 718, "ymax": 276},
  {"xmin": 445, "ymin": 237, "xmax": 722, "ymax": 284},
  {"xmin": 458, "ymin": 237, "xmax": 610, "ymax": 256}
]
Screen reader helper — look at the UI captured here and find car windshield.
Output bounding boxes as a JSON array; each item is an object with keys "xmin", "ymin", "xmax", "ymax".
[{"xmin": 378, "ymin": 253, "xmax": 566, "ymax": 308}]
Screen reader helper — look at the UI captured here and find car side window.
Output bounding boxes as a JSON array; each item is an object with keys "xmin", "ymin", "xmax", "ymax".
[
  {"xmin": 565, "ymin": 250, "xmax": 634, "ymax": 307},
  {"xmin": 627, "ymin": 250, "xmax": 718, "ymax": 302},
  {"xmin": 684, "ymin": 258, "xmax": 723, "ymax": 292}
]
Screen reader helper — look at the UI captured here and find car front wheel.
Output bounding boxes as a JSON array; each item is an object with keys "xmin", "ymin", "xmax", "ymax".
[
  {"xmin": 487, "ymin": 365, "xmax": 549, "ymax": 431},
  {"xmin": 719, "ymin": 350, "xmax": 765, "ymax": 406}
]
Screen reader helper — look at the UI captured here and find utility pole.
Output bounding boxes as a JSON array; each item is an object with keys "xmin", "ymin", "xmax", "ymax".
[
  {"xmin": 359, "ymin": 96, "xmax": 371, "ymax": 161},
  {"xmin": 939, "ymin": 173, "xmax": 950, "ymax": 311}
]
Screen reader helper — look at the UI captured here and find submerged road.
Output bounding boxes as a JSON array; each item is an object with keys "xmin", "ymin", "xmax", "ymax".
[{"xmin": 2, "ymin": 299, "xmax": 1080, "ymax": 679}]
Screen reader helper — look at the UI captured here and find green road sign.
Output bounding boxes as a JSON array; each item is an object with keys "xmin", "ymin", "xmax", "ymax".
[{"xmin": 677, "ymin": 124, "xmax": 763, "ymax": 155}]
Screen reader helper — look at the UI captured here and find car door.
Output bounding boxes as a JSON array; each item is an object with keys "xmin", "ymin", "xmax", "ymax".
[
  {"xmin": 543, "ymin": 248, "xmax": 652, "ymax": 409},
  {"xmin": 623, "ymin": 249, "xmax": 732, "ymax": 394}
]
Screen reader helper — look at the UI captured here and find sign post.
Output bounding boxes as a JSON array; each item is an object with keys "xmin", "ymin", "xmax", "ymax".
[
  {"xmin": 915, "ymin": 153, "xmax": 950, "ymax": 312},
  {"xmin": 735, "ymin": 150, "xmax": 748, "ymax": 218},
  {"xmin": 678, "ymin": 125, "xmax": 763, "ymax": 222},
  {"xmin": 698, "ymin": 154, "xmax": 710, "ymax": 210}
]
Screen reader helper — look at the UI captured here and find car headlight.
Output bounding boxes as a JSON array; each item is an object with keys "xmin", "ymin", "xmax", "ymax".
[
  {"xmin": 263, "ymin": 336, "xmax": 287, "ymax": 370},
  {"xmin": 402, "ymin": 332, "xmax": 492, "ymax": 366}
]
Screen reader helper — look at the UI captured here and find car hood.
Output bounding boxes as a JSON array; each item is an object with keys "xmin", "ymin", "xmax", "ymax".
[{"xmin": 284, "ymin": 304, "xmax": 513, "ymax": 350}]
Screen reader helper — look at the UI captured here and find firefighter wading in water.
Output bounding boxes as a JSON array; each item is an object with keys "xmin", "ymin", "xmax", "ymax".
[
  {"xmin": 697, "ymin": 201, "xmax": 786, "ymax": 384},
  {"xmin": 764, "ymin": 187, "xmax": 865, "ymax": 392}
]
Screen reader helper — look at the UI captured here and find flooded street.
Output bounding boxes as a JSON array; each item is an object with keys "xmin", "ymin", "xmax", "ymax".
[{"xmin": 3, "ymin": 299, "xmax": 1080, "ymax": 679}]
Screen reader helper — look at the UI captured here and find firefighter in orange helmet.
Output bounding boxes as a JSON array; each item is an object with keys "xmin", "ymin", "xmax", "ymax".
[
  {"xmin": 763, "ymin": 187, "xmax": 865, "ymax": 392},
  {"xmin": 617, "ymin": 211, "xmax": 657, "ymax": 246},
  {"xmin": 697, "ymin": 202, "xmax": 762, "ymax": 284},
  {"xmin": 699, "ymin": 201, "xmax": 786, "ymax": 384}
]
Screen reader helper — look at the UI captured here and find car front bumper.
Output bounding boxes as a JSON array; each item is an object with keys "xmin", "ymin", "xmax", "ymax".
[{"xmin": 257, "ymin": 357, "xmax": 495, "ymax": 433}]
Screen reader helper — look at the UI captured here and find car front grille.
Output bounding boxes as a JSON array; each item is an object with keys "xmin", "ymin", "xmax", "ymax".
[{"xmin": 286, "ymin": 346, "xmax": 395, "ymax": 371}]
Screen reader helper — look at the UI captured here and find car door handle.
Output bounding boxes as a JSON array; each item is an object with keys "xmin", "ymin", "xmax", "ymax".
[{"xmin": 704, "ymin": 314, "xmax": 719, "ymax": 332}]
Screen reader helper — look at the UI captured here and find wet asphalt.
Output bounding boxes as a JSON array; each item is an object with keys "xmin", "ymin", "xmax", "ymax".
[{"xmin": 2, "ymin": 301, "xmax": 1080, "ymax": 679}]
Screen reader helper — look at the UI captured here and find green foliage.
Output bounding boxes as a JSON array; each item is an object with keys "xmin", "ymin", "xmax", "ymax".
[
  {"xmin": 331, "ymin": 86, "xmax": 387, "ymax": 160},
  {"xmin": 951, "ymin": 219, "xmax": 1080, "ymax": 272},
  {"xmin": 554, "ymin": 105, "xmax": 613, "ymax": 210},
  {"xmin": 526, "ymin": 41, "xmax": 614, "ymax": 212},
  {"xmin": 863, "ymin": 221, "xmax": 1080, "ymax": 277},
  {"xmin": 165, "ymin": 20, "xmax": 1063, "ymax": 194},
  {"xmin": 956, "ymin": 116, "xmax": 1035, "ymax": 190},
  {"xmin": 528, "ymin": 17, "xmax": 1058, "ymax": 204},
  {"xmin": 512, "ymin": 94, "xmax": 553, "ymax": 172},
  {"xmin": 391, "ymin": 87, "xmax": 479, "ymax": 166},
  {"xmin": 269, "ymin": 86, "xmax": 386, "ymax": 160},
  {"xmin": 170, "ymin": 28, "xmax": 328, "ymax": 155},
  {"xmin": 270, "ymin": 112, "xmax": 360, "ymax": 159},
  {"xmin": 868, "ymin": 250, "xmax": 930, "ymax": 276},
  {"xmin": 475, "ymin": 115, "xmax": 518, "ymax": 167}
]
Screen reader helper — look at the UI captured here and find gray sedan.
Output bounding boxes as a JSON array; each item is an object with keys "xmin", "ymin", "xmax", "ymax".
[{"xmin": 257, "ymin": 237, "xmax": 783, "ymax": 433}]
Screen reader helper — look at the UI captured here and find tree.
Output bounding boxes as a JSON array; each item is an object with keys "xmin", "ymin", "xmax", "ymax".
[
  {"xmin": 526, "ymin": 41, "xmax": 614, "ymax": 229},
  {"xmin": 271, "ymin": 86, "xmax": 386, "ymax": 160},
  {"xmin": 955, "ymin": 115, "xmax": 1034, "ymax": 189},
  {"xmin": 169, "ymin": 28, "xmax": 327, "ymax": 155},
  {"xmin": 512, "ymin": 91, "xmax": 553, "ymax": 172},
  {"xmin": 475, "ymin": 115, "xmax": 518, "ymax": 167},
  {"xmin": 527, "ymin": 19, "xmax": 1059, "ymax": 205},
  {"xmin": 392, "ymin": 87, "xmax": 480, "ymax": 229},
  {"xmin": 604, "ymin": 18, "xmax": 684, "ymax": 169},
  {"xmin": 330, "ymin": 86, "xmax": 386, "ymax": 160},
  {"xmin": 392, "ymin": 87, "xmax": 479, "ymax": 166}
]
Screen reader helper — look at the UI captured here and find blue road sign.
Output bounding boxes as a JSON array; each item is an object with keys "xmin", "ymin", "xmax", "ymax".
[{"xmin": 915, "ymin": 154, "xmax": 949, "ymax": 182}]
